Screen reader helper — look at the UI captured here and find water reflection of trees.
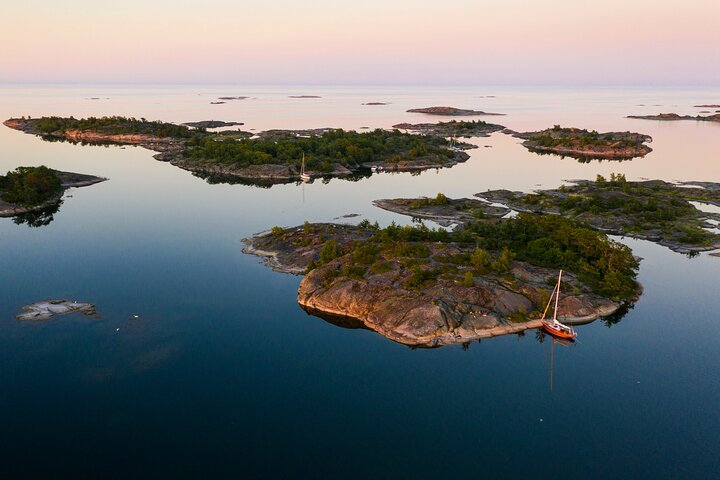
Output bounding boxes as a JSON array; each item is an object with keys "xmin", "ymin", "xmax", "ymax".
[
  {"xmin": 601, "ymin": 303, "xmax": 633, "ymax": 327},
  {"xmin": 197, "ymin": 170, "xmax": 374, "ymax": 189},
  {"xmin": 527, "ymin": 148, "xmax": 631, "ymax": 163},
  {"xmin": 12, "ymin": 202, "xmax": 61, "ymax": 227}
]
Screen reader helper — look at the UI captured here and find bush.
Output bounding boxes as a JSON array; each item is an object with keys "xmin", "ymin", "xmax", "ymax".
[{"xmin": 319, "ymin": 239, "xmax": 341, "ymax": 264}]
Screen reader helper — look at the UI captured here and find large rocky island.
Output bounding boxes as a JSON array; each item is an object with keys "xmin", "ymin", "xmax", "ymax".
[
  {"xmin": 507, "ymin": 126, "xmax": 653, "ymax": 161},
  {"xmin": 474, "ymin": 175, "xmax": 720, "ymax": 254},
  {"xmin": 243, "ymin": 195, "xmax": 641, "ymax": 347},
  {"xmin": 4, "ymin": 116, "xmax": 475, "ymax": 185}
]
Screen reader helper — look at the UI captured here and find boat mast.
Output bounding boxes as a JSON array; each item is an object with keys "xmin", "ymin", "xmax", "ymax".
[
  {"xmin": 301, "ymin": 151, "xmax": 305, "ymax": 176},
  {"xmin": 553, "ymin": 270, "xmax": 563, "ymax": 324}
]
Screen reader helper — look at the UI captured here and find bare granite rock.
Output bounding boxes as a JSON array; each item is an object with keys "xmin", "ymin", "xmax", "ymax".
[{"xmin": 16, "ymin": 300, "xmax": 98, "ymax": 321}]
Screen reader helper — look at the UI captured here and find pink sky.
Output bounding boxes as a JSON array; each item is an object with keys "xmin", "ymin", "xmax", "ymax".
[{"xmin": 2, "ymin": 0, "xmax": 719, "ymax": 85}]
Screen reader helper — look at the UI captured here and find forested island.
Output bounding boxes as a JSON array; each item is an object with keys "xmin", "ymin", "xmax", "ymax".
[
  {"xmin": 4, "ymin": 116, "xmax": 475, "ymax": 185},
  {"xmin": 474, "ymin": 175, "xmax": 720, "ymax": 254},
  {"xmin": 507, "ymin": 126, "xmax": 653, "ymax": 160},
  {"xmin": 243, "ymin": 195, "xmax": 641, "ymax": 347},
  {"xmin": 0, "ymin": 165, "xmax": 106, "ymax": 219},
  {"xmin": 391, "ymin": 120, "xmax": 505, "ymax": 137}
]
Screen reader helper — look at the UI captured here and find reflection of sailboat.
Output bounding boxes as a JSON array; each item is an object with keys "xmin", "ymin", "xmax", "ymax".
[
  {"xmin": 300, "ymin": 152, "xmax": 311, "ymax": 182},
  {"xmin": 548, "ymin": 336, "xmax": 573, "ymax": 392},
  {"xmin": 541, "ymin": 270, "xmax": 577, "ymax": 339}
]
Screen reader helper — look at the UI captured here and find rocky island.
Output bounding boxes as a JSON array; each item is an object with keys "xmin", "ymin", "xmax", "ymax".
[
  {"xmin": 4, "ymin": 116, "xmax": 474, "ymax": 185},
  {"xmin": 182, "ymin": 120, "xmax": 244, "ymax": 128},
  {"xmin": 474, "ymin": 174, "xmax": 720, "ymax": 254},
  {"xmin": 16, "ymin": 300, "xmax": 98, "ymax": 321},
  {"xmin": 391, "ymin": 120, "xmax": 506, "ymax": 137},
  {"xmin": 243, "ymin": 196, "xmax": 640, "ymax": 347},
  {"xmin": 407, "ymin": 106, "xmax": 504, "ymax": 116},
  {"xmin": 627, "ymin": 112, "xmax": 720, "ymax": 123},
  {"xmin": 0, "ymin": 165, "xmax": 106, "ymax": 218},
  {"xmin": 507, "ymin": 126, "xmax": 653, "ymax": 161}
]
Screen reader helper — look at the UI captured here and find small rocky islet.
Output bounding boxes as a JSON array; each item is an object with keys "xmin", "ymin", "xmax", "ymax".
[
  {"xmin": 244, "ymin": 192, "xmax": 643, "ymax": 347},
  {"xmin": 506, "ymin": 126, "xmax": 653, "ymax": 161},
  {"xmin": 407, "ymin": 106, "xmax": 504, "ymax": 116},
  {"xmin": 16, "ymin": 300, "xmax": 98, "ymax": 321}
]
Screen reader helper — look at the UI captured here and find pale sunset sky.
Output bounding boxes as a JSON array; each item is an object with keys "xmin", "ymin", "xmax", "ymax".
[{"xmin": 1, "ymin": 0, "xmax": 718, "ymax": 85}]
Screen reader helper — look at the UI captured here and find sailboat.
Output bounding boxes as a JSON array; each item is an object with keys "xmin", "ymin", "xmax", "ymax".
[
  {"xmin": 299, "ymin": 152, "xmax": 311, "ymax": 182},
  {"xmin": 540, "ymin": 270, "xmax": 577, "ymax": 339}
]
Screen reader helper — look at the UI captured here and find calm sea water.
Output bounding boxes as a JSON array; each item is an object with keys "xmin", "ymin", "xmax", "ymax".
[{"xmin": 1, "ymin": 85, "xmax": 719, "ymax": 478}]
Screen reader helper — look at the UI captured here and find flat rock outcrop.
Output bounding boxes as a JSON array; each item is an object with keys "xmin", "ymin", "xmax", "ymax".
[{"xmin": 16, "ymin": 300, "xmax": 98, "ymax": 321}]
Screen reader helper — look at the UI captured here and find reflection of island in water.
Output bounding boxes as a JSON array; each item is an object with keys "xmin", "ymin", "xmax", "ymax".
[{"xmin": 12, "ymin": 202, "xmax": 62, "ymax": 227}]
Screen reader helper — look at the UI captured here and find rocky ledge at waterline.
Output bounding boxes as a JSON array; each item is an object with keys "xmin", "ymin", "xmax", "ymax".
[
  {"xmin": 506, "ymin": 126, "xmax": 653, "ymax": 161},
  {"xmin": 243, "ymin": 207, "xmax": 640, "ymax": 347},
  {"xmin": 4, "ymin": 117, "xmax": 475, "ymax": 185}
]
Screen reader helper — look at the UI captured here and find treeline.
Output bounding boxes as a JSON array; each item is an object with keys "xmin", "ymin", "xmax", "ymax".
[
  {"xmin": 463, "ymin": 213, "xmax": 639, "ymax": 300},
  {"xmin": 317, "ymin": 212, "xmax": 639, "ymax": 301},
  {"xmin": 33, "ymin": 116, "xmax": 195, "ymax": 139},
  {"xmin": 0, "ymin": 166, "xmax": 63, "ymax": 206},
  {"xmin": 188, "ymin": 129, "xmax": 453, "ymax": 171}
]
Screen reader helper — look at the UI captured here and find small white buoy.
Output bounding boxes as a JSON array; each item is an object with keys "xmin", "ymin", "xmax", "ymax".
[
  {"xmin": 132, "ymin": 315, "xmax": 139, "ymax": 319},
  {"xmin": 540, "ymin": 419, "xmax": 543, "ymax": 422},
  {"xmin": 116, "ymin": 328, "xmax": 120, "ymax": 332}
]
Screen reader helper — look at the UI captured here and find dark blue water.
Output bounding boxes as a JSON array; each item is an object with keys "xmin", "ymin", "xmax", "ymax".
[{"xmin": 1, "ymin": 86, "xmax": 719, "ymax": 479}]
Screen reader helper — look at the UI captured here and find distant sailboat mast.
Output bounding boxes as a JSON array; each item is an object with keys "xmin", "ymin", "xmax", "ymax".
[{"xmin": 300, "ymin": 151, "xmax": 311, "ymax": 182}]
